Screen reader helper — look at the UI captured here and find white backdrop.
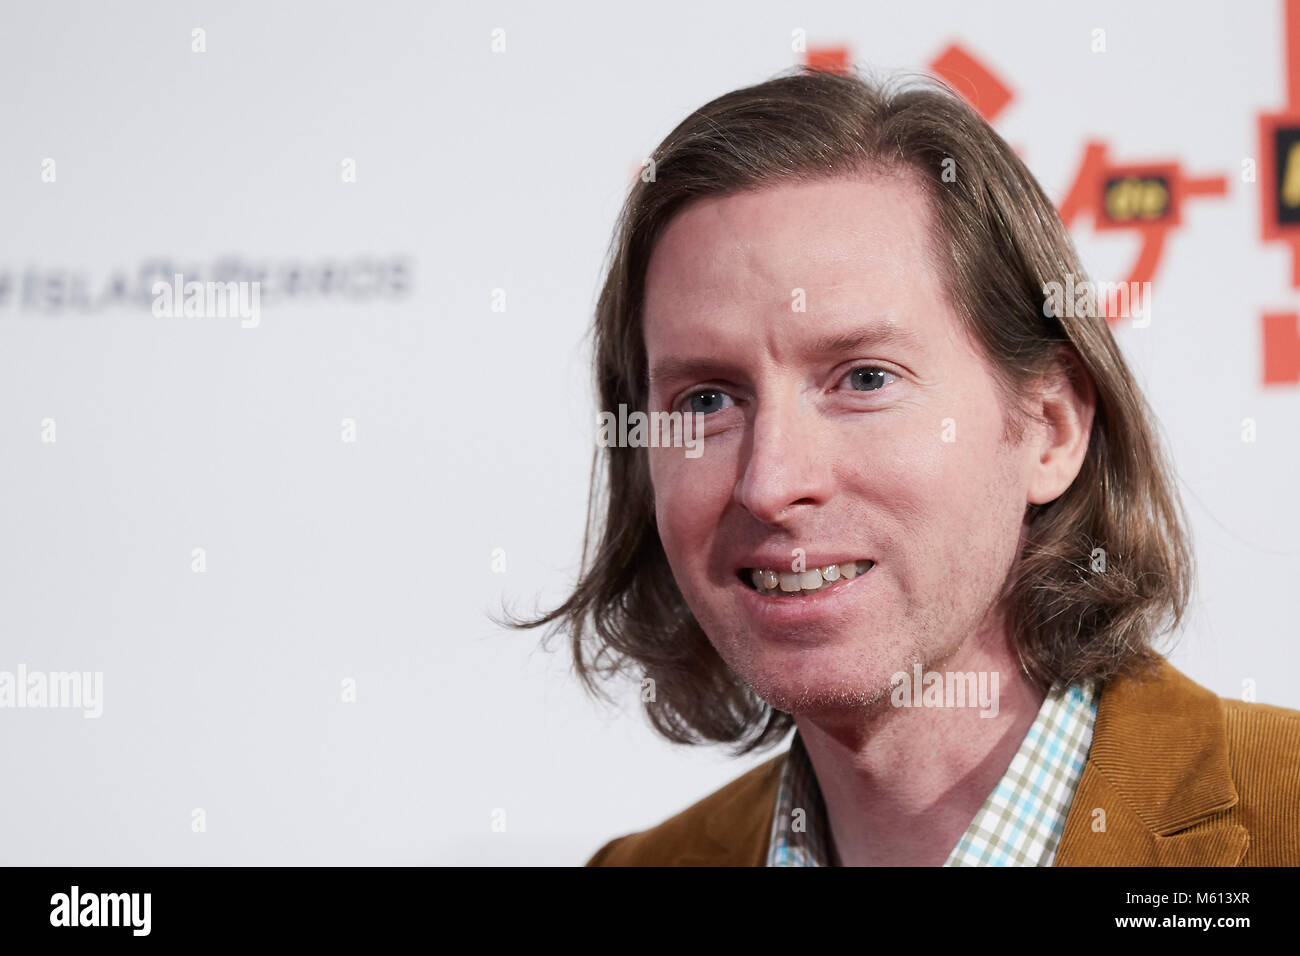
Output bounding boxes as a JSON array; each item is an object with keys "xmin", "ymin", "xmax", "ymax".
[{"xmin": 0, "ymin": 0, "xmax": 1296, "ymax": 865}]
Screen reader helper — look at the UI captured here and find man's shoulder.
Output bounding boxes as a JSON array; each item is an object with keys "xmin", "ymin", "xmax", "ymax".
[
  {"xmin": 584, "ymin": 751, "xmax": 787, "ymax": 866},
  {"xmin": 1218, "ymin": 694, "xmax": 1300, "ymax": 731},
  {"xmin": 1093, "ymin": 658, "xmax": 1300, "ymax": 864},
  {"xmin": 1125, "ymin": 660, "xmax": 1300, "ymax": 777},
  {"xmin": 1218, "ymin": 695, "xmax": 1300, "ymax": 796},
  {"xmin": 1188, "ymin": 678, "xmax": 1300, "ymax": 864}
]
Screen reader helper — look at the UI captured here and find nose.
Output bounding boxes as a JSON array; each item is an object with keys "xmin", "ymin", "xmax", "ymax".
[{"xmin": 733, "ymin": 390, "xmax": 834, "ymax": 525}]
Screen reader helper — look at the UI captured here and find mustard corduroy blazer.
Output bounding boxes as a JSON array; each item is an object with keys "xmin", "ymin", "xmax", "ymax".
[{"xmin": 586, "ymin": 658, "xmax": 1300, "ymax": 866}]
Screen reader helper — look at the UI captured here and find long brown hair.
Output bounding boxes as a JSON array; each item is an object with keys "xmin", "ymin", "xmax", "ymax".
[{"xmin": 502, "ymin": 66, "xmax": 1195, "ymax": 756}]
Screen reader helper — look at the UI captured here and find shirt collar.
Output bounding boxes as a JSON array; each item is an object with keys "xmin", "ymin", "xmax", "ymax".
[{"xmin": 767, "ymin": 678, "xmax": 1100, "ymax": 866}]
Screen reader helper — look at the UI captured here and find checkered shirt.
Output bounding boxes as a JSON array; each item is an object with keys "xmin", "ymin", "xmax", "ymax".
[{"xmin": 766, "ymin": 679, "xmax": 1099, "ymax": 866}]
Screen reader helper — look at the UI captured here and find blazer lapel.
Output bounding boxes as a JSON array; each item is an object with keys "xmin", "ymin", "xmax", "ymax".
[
  {"xmin": 1054, "ymin": 658, "xmax": 1247, "ymax": 866},
  {"xmin": 673, "ymin": 754, "xmax": 785, "ymax": 866}
]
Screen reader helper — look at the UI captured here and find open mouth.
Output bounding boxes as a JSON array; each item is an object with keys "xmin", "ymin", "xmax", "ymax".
[{"xmin": 738, "ymin": 560, "xmax": 874, "ymax": 598}]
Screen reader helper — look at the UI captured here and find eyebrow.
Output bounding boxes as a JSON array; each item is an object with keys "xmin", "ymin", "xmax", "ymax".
[{"xmin": 648, "ymin": 319, "xmax": 923, "ymax": 386}]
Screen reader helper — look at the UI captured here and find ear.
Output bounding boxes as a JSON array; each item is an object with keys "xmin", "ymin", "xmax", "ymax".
[{"xmin": 1025, "ymin": 348, "xmax": 1097, "ymax": 506}]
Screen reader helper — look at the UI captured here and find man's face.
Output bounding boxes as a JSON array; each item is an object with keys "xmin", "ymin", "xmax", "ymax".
[{"xmin": 642, "ymin": 173, "xmax": 1040, "ymax": 718}]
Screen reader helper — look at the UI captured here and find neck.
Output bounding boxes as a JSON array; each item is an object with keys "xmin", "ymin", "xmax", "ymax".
[{"xmin": 794, "ymin": 630, "xmax": 1045, "ymax": 867}]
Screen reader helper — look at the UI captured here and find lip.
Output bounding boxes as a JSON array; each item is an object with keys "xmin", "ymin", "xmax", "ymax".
[{"xmin": 734, "ymin": 561, "xmax": 877, "ymax": 630}]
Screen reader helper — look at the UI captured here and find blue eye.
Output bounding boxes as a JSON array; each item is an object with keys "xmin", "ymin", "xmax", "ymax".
[
  {"xmin": 844, "ymin": 367, "xmax": 895, "ymax": 391},
  {"xmin": 685, "ymin": 389, "xmax": 735, "ymax": 414}
]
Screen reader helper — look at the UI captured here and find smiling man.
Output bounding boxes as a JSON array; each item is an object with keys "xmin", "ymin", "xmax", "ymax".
[
  {"xmin": 514, "ymin": 67, "xmax": 1300, "ymax": 866},
  {"xmin": 640, "ymin": 171, "xmax": 1080, "ymax": 868}
]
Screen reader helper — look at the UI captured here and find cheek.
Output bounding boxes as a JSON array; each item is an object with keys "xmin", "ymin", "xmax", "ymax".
[
  {"xmin": 886, "ymin": 418, "xmax": 1024, "ymax": 575},
  {"xmin": 834, "ymin": 418, "xmax": 948, "ymax": 503},
  {"xmin": 649, "ymin": 446, "xmax": 734, "ymax": 558},
  {"xmin": 831, "ymin": 406, "xmax": 1018, "ymax": 559}
]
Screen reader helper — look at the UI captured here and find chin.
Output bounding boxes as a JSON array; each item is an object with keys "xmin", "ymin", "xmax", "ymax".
[{"xmin": 717, "ymin": 639, "xmax": 904, "ymax": 717}]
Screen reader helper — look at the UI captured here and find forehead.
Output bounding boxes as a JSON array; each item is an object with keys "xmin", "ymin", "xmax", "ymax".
[{"xmin": 642, "ymin": 173, "xmax": 952, "ymax": 364}]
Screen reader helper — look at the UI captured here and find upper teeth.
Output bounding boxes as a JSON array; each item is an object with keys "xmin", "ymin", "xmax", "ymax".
[{"xmin": 748, "ymin": 561, "xmax": 872, "ymax": 594}]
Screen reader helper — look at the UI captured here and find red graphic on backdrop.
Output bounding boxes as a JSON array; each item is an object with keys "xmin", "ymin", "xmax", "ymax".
[
  {"xmin": 1257, "ymin": 0, "xmax": 1300, "ymax": 384},
  {"xmin": 805, "ymin": 46, "xmax": 851, "ymax": 75},
  {"xmin": 1057, "ymin": 145, "xmax": 1228, "ymax": 300},
  {"xmin": 1259, "ymin": 0, "xmax": 1300, "ymax": 283},
  {"xmin": 1263, "ymin": 312, "xmax": 1300, "ymax": 384},
  {"xmin": 806, "ymin": 42, "xmax": 1233, "ymax": 332},
  {"xmin": 929, "ymin": 44, "xmax": 1013, "ymax": 122}
]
